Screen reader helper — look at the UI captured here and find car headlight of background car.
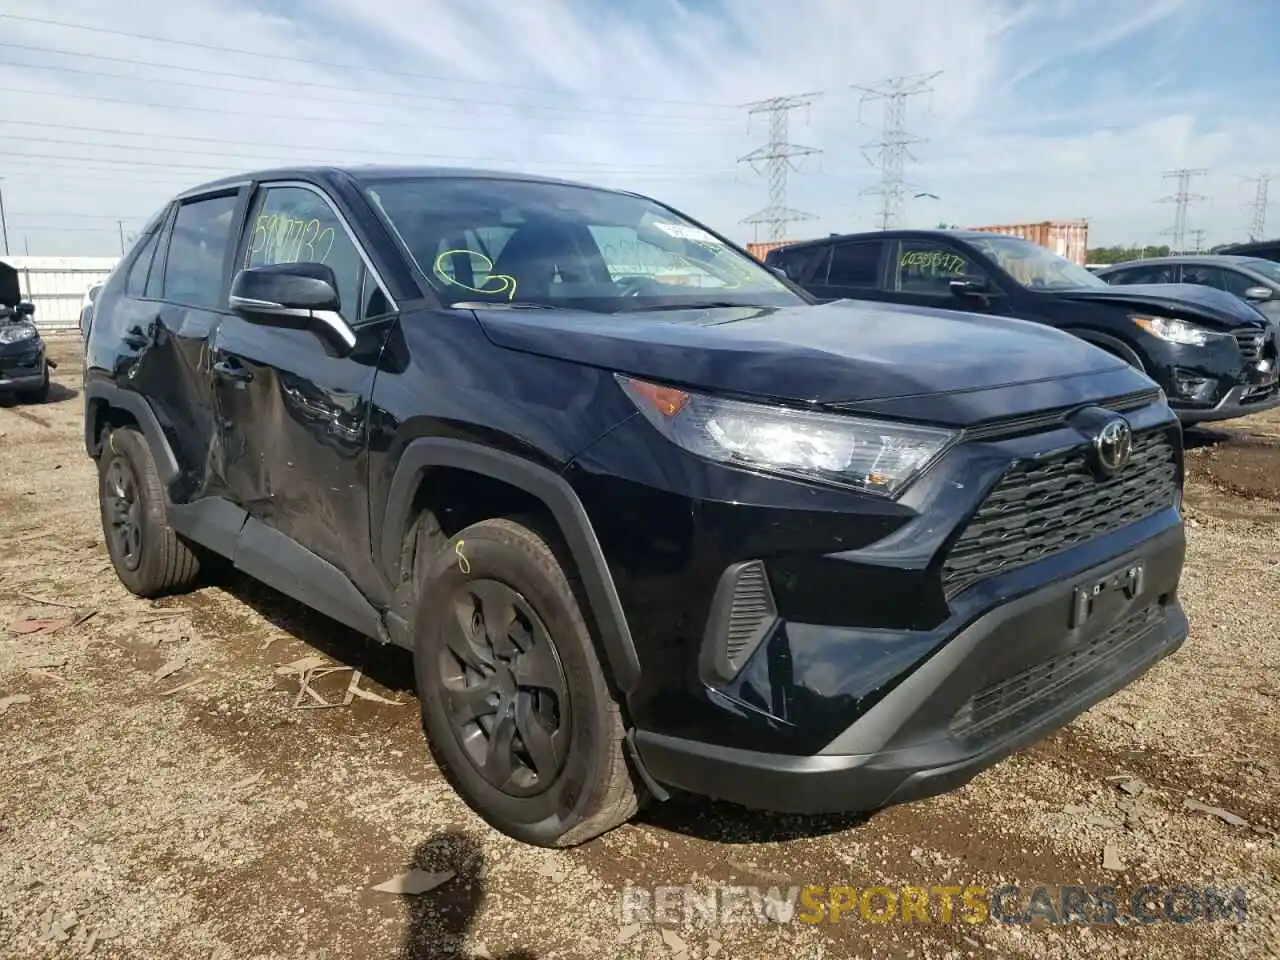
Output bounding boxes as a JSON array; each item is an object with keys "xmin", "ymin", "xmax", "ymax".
[
  {"xmin": 617, "ymin": 374, "xmax": 956, "ymax": 497},
  {"xmin": 0, "ymin": 323, "xmax": 39, "ymax": 346},
  {"xmin": 1129, "ymin": 314, "xmax": 1227, "ymax": 347}
]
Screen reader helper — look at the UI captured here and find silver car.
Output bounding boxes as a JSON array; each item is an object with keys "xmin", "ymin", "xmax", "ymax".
[{"xmin": 1097, "ymin": 255, "xmax": 1280, "ymax": 318}]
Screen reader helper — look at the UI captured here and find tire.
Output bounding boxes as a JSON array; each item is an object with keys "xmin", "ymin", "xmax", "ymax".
[
  {"xmin": 97, "ymin": 426, "xmax": 201, "ymax": 597},
  {"xmin": 16, "ymin": 366, "xmax": 49, "ymax": 404},
  {"xmin": 414, "ymin": 516, "xmax": 641, "ymax": 847}
]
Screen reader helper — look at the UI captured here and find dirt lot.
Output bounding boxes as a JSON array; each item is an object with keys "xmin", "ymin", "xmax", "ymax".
[{"xmin": 2, "ymin": 340, "xmax": 1278, "ymax": 959}]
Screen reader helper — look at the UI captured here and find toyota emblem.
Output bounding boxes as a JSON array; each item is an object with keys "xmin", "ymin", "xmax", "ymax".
[{"xmin": 1093, "ymin": 417, "xmax": 1133, "ymax": 476}]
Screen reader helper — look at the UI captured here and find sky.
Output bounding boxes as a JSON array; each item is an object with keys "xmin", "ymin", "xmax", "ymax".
[{"xmin": 0, "ymin": 0, "xmax": 1277, "ymax": 258}]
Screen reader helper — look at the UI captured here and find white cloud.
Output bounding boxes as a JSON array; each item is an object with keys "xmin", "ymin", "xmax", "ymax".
[{"xmin": 0, "ymin": 0, "xmax": 1271, "ymax": 257}]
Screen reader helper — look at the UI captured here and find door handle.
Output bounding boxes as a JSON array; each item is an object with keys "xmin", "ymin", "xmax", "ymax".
[
  {"xmin": 122, "ymin": 325, "xmax": 149, "ymax": 350},
  {"xmin": 212, "ymin": 359, "xmax": 253, "ymax": 383}
]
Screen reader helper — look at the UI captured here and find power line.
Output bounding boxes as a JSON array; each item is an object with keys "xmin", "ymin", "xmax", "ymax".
[
  {"xmin": 1244, "ymin": 173, "xmax": 1272, "ymax": 240},
  {"xmin": 1188, "ymin": 228, "xmax": 1207, "ymax": 253},
  {"xmin": 0, "ymin": 132, "xmax": 738, "ymax": 176},
  {"xmin": 1158, "ymin": 168, "xmax": 1207, "ymax": 253},
  {"xmin": 852, "ymin": 72, "xmax": 941, "ymax": 230},
  {"xmin": 737, "ymin": 93, "xmax": 823, "ymax": 243},
  {"xmin": 0, "ymin": 50, "xmax": 741, "ymax": 125},
  {"xmin": 0, "ymin": 13, "xmax": 739, "ymax": 111},
  {"xmin": 2, "ymin": 84, "xmax": 732, "ymax": 138}
]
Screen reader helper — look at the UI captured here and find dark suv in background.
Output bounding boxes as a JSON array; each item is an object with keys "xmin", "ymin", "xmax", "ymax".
[
  {"xmin": 769, "ymin": 230, "xmax": 1280, "ymax": 424},
  {"xmin": 85, "ymin": 167, "xmax": 1188, "ymax": 846}
]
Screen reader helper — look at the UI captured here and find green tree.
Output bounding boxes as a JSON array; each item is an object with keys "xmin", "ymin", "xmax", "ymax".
[{"xmin": 1085, "ymin": 244, "xmax": 1171, "ymax": 264}]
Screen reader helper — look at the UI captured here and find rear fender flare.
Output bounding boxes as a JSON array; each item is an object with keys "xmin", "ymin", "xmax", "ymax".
[
  {"xmin": 83, "ymin": 381, "xmax": 180, "ymax": 484},
  {"xmin": 380, "ymin": 438, "xmax": 641, "ymax": 694}
]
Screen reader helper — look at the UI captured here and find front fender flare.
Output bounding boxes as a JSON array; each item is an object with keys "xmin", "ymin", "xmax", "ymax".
[{"xmin": 380, "ymin": 438, "xmax": 641, "ymax": 694}]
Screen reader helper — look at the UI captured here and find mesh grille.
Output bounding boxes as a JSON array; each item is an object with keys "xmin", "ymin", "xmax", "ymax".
[
  {"xmin": 950, "ymin": 603, "xmax": 1166, "ymax": 742},
  {"xmin": 942, "ymin": 430, "xmax": 1178, "ymax": 597},
  {"xmin": 725, "ymin": 561, "xmax": 773, "ymax": 668},
  {"xmin": 1234, "ymin": 329, "xmax": 1265, "ymax": 364}
]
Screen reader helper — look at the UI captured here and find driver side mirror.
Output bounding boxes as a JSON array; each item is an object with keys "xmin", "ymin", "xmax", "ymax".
[
  {"xmin": 229, "ymin": 263, "xmax": 356, "ymax": 352},
  {"xmin": 949, "ymin": 277, "xmax": 990, "ymax": 297},
  {"xmin": 14, "ymin": 301, "xmax": 35, "ymax": 317},
  {"xmin": 1243, "ymin": 285, "xmax": 1273, "ymax": 302}
]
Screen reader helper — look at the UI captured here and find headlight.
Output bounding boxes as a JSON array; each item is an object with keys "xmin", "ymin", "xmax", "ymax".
[
  {"xmin": 1130, "ymin": 314, "xmax": 1224, "ymax": 347},
  {"xmin": 0, "ymin": 323, "xmax": 38, "ymax": 346},
  {"xmin": 616, "ymin": 375, "xmax": 956, "ymax": 497}
]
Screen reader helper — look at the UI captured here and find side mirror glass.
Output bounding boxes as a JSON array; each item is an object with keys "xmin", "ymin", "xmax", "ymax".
[
  {"xmin": 229, "ymin": 263, "xmax": 355, "ymax": 351},
  {"xmin": 1243, "ymin": 285, "xmax": 1272, "ymax": 302}
]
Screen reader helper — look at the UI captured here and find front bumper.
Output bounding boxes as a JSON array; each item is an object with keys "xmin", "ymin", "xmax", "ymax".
[
  {"xmin": 0, "ymin": 341, "xmax": 47, "ymax": 391},
  {"xmin": 634, "ymin": 525, "xmax": 1187, "ymax": 814},
  {"xmin": 1176, "ymin": 381, "xmax": 1280, "ymax": 423}
]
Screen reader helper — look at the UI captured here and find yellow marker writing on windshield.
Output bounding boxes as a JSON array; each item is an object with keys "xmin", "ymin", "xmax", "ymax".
[{"xmin": 455, "ymin": 539, "xmax": 471, "ymax": 574}]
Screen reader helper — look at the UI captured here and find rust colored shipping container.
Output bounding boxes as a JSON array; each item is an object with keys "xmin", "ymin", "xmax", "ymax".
[
  {"xmin": 745, "ymin": 240, "xmax": 797, "ymax": 262},
  {"xmin": 966, "ymin": 220, "xmax": 1089, "ymax": 266}
]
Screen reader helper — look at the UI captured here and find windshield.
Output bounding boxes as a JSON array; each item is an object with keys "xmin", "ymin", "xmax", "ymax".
[
  {"xmin": 364, "ymin": 176, "xmax": 801, "ymax": 313},
  {"xmin": 1246, "ymin": 259, "xmax": 1280, "ymax": 286},
  {"xmin": 967, "ymin": 235, "xmax": 1107, "ymax": 291}
]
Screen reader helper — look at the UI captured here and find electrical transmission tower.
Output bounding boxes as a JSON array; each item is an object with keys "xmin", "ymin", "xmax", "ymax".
[
  {"xmin": 1189, "ymin": 229, "xmax": 1207, "ymax": 253},
  {"xmin": 1245, "ymin": 173, "xmax": 1272, "ymax": 240},
  {"xmin": 852, "ymin": 72, "xmax": 941, "ymax": 230},
  {"xmin": 1158, "ymin": 168, "xmax": 1207, "ymax": 253},
  {"xmin": 738, "ymin": 93, "xmax": 823, "ymax": 243}
]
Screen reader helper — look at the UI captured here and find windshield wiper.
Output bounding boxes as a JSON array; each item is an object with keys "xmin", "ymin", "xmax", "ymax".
[
  {"xmin": 636, "ymin": 301, "xmax": 755, "ymax": 312},
  {"xmin": 453, "ymin": 301, "xmax": 591, "ymax": 313}
]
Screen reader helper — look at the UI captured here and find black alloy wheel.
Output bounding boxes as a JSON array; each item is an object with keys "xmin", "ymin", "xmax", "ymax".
[{"xmin": 104, "ymin": 456, "xmax": 144, "ymax": 571}]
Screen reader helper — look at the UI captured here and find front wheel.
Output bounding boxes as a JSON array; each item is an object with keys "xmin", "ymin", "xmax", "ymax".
[{"xmin": 414, "ymin": 517, "xmax": 641, "ymax": 846}]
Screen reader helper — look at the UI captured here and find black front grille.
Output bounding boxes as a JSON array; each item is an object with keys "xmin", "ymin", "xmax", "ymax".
[
  {"xmin": 942, "ymin": 430, "xmax": 1178, "ymax": 597},
  {"xmin": 1234, "ymin": 329, "xmax": 1265, "ymax": 364},
  {"xmin": 950, "ymin": 603, "xmax": 1166, "ymax": 742}
]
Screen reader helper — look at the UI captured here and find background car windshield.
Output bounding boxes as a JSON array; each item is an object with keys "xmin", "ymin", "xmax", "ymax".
[
  {"xmin": 968, "ymin": 235, "xmax": 1107, "ymax": 290},
  {"xmin": 1246, "ymin": 259, "xmax": 1280, "ymax": 285},
  {"xmin": 365, "ymin": 177, "xmax": 799, "ymax": 312}
]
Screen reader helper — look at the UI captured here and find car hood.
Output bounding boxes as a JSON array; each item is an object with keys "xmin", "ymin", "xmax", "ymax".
[
  {"xmin": 474, "ymin": 299, "xmax": 1152, "ymax": 424},
  {"xmin": 1058, "ymin": 283, "xmax": 1268, "ymax": 328}
]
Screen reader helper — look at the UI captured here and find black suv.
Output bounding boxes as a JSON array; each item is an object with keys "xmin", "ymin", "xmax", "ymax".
[
  {"xmin": 0, "ymin": 260, "xmax": 50, "ymax": 403},
  {"xmin": 85, "ymin": 168, "xmax": 1188, "ymax": 847},
  {"xmin": 768, "ymin": 229, "xmax": 1280, "ymax": 424}
]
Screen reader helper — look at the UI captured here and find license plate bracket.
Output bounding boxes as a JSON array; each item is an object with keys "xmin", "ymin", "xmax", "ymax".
[{"xmin": 1070, "ymin": 562, "xmax": 1145, "ymax": 629}]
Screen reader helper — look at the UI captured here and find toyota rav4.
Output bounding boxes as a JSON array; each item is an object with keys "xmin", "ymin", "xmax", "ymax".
[{"xmin": 84, "ymin": 167, "xmax": 1189, "ymax": 847}]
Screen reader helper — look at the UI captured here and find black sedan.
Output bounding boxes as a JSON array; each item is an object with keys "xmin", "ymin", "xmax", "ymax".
[{"xmin": 768, "ymin": 229, "xmax": 1280, "ymax": 424}]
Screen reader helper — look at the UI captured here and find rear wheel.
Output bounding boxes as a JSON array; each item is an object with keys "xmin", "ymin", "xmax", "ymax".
[
  {"xmin": 98, "ymin": 426, "xmax": 201, "ymax": 597},
  {"xmin": 414, "ymin": 517, "xmax": 641, "ymax": 846}
]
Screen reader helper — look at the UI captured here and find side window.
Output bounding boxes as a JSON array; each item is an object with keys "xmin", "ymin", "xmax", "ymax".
[
  {"xmin": 1182, "ymin": 264, "xmax": 1254, "ymax": 297},
  {"xmin": 242, "ymin": 186, "xmax": 363, "ymax": 319},
  {"xmin": 1112, "ymin": 264, "xmax": 1174, "ymax": 285},
  {"xmin": 1180, "ymin": 264, "xmax": 1227, "ymax": 290},
  {"xmin": 125, "ymin": 232, "xmax": 159, "ymax": 298},
  {"xmin": 826, "ymin": 241, "xmax": 884, "ymax": 288},
  {"xmin": 162, "ymin": 194, "xmax": 238, "ymax": 309},
  {"xmin": 773, "ymin": 246, "xmax": 825, "ymax": 283},
  {"xmin": 894, "ymin": 241, "xmax": 987, "ymax": 294},
  {"xmin": 145, "ymin": 211, "xmax": 173, "ymax": 300}
]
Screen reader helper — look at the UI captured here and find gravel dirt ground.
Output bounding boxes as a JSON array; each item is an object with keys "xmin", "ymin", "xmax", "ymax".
[{"xmin": 1, "ymin": 339, "xmax": 1277, "ymax": 960}]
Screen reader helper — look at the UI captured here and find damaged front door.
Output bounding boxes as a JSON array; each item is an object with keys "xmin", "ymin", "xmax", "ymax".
[{"xmin": 212, "ymin": 181, "xmax": 392, "ymax": 602}]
